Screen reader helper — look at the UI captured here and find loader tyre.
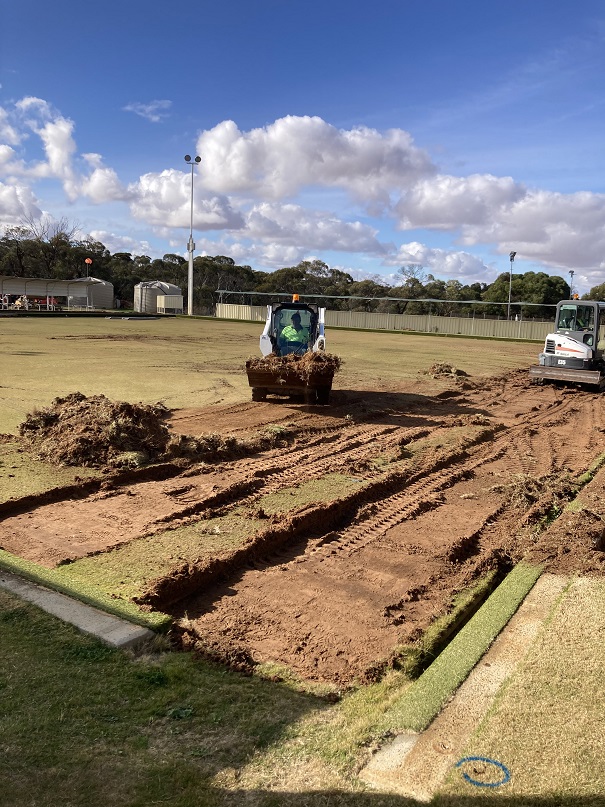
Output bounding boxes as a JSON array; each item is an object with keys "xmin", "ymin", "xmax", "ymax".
[
  {"xmin": 251, "ymin": 387, "xmax": 267, "ymax": 402},
  {"xmin": 304, "ymin": 388, "xmax": 318, "ymax": 405},
  {"xmin": 316, "ymin": 386, "xmax": 331, "ymax": 405}
]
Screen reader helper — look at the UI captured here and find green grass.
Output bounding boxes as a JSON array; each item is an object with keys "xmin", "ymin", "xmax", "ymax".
[
  {"xmin": 259, "ymin": 474, "xmax": 366, "ymax": 514},
  {"xmin": 376, "ymin": 562, "xmax": 543, "ymax": 734},
  {"xmin": 0, "ymin": 587, "xmax": 331, "ymax": 807},
  {"xmin": 437, "ymin": 577, "xmax": 605, "ymax": 803},
  {"xmin": 391, "ymin": 569, "xmax": 499, "ymax": 677},
  {"xmin": 54, "ymin": 510, "xmax": 268, "ymax": 602},
  {"xmin": 0, "ymin": 550, "xmax": 171, "ymax": 631},
  {"xmin": 0, "ymin": 439, "xmax": 102, "ymax": 503}
]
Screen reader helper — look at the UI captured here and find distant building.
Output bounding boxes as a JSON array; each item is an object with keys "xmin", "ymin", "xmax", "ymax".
[
  {"xmin": 0, "ymin": 276, "xmax": 114, "ymax": 310},
  {"xmin": 134, "ymin": 281, "xmax": 183, "ymax": 314}
]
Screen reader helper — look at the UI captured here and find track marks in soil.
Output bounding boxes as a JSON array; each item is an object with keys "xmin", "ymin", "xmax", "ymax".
[
  {"xmin": 5, "ymin": 373, "xmax": 605, "ymax": 686},
  {"xmin": 170, "ymin": 380, "xmax": 605, "ymax": 684}
]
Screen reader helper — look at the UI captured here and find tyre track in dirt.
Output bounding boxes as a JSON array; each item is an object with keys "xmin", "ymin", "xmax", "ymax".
[
  {"xmin": 5, "ymin": 371, "xmax": 605, "ymax": 687},
  {"xmin": 171, "ymin": 380, "xmax": 605, "ymax": 685}
]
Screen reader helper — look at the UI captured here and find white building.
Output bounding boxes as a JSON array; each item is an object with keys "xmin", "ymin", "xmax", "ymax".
[
  {"xmin": 134, "ymin": 281, "xmax": 183, "ymax": 314},
  {"xmin": 0, "ymin": 276, "xmax": 114, "ymax": 310}
]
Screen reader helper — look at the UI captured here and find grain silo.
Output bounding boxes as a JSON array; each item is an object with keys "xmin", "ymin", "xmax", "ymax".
[{"xmin": 134, "ymin": 281, "xmax": 183, "ymax": 314}]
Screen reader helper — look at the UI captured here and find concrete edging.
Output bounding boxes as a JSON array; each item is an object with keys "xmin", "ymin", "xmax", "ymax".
[{"xmin": 0, "ymin": 569, "xmax": 155, "ymax": 650}]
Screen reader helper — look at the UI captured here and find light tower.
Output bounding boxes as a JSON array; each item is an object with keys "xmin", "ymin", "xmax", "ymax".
[
  {"xmin": 184, "ymin": 154, "xmax": 201, "ymax": 316},
  {"xmin": 507, "ymin": 251, "xmax": 516, "ymax": 320}
]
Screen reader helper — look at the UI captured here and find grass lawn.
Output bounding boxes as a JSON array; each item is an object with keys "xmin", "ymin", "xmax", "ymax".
[
  {"xmin": 1, "ymin": 314, "xmax": 591, "ymax": 805},
  {"xmin": 0, "ymin": 315, "xmax": 538, "ymax": 434},
  {"xmin": 436, "ymin": 576, "xmax": 605, "ymax": 804},
  {"xmin": 0, "ymin": 437, "xmax": 103, "ymax": 503}
]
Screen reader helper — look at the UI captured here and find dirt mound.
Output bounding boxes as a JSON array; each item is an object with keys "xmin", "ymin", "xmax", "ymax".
[
  {"xmin": 18, "ymin": 393, "xmax": 299, "ymax": 470},
  {"xmin": 246, "ymin": 351, "xmax": 342, "ymax": 380},
  {"xmin": 425, "ymin": 362, "xmax": 469, "ymax": 378},
  {"xmin": 19, "ymin": 393, "xmax": 172, "ymax": 468}
]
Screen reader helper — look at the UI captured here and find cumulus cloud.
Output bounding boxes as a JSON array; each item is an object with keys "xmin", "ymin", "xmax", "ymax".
[
  {"xmin": 0, "ymin": 180, "xmax": 42, "ymax": 226},
  {"xmin": 395, "ymin": 173, "xmax": 525, "ymax": 230},
  {"xmin": 2, "ymin": 96, "xmax": 605, "ymax": 284},
  {"xmin": 88, "ymin": 230, "xmax": 153, "ymax": 256},
  {"xmin": 128, "ymin": 169, "xmax": 244, "ymax": 230},
  {"xmin": 0, "ymin": 107, "xmax": 20, "ymax": 146},
  {"xmin": 389, "ymin": 242, "xmax": 491, "ymax": 278},
  {"xmin": 123, "ymin": 100, "xmax": 172, "ymax": 122},
  {"xmin": 462, "ymin": 189, "xmax": 605, "ymax": 271},
  {"xmin": 15, "ymin": 96, "xmax": 54, "ymax": 119},
  {"xmin": 197, "ymin": 116, "xmax": 436, "ymax": 204},
  {"xmin": 245, "ymin": 203, "xmax": 389, "ymax": 254}
]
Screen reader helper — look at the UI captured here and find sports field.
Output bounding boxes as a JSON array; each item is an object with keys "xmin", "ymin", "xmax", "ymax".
[{"xmin": 1, "ymin": 314, "xmax": 604, "ymax": 805}]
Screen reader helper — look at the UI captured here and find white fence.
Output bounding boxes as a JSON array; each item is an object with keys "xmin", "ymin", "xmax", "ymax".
[{"xmin": 215, "ymin": 303, "xmax": 551, "ymax": 342}]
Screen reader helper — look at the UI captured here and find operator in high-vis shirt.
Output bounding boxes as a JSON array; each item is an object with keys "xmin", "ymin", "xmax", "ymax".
[{"xmin": 280, "ymin": 312, "xmax": 310, "ymax": 353}]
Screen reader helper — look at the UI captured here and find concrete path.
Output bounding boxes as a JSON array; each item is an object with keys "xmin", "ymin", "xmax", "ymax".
[
  {"xmin": 0, "ymin": 569, "xmax": 155, "ymax": 650},
  {"xmin": 360, "ymin": 573, "xmax": 569, "ymax": 801}
]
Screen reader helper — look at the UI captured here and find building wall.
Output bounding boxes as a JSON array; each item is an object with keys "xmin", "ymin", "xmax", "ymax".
[{"xmin": 0, "ymin": 276, "xmax": 114, "ymax": 309}]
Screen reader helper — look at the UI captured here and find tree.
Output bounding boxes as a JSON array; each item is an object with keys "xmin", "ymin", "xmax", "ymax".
[{"xmin": 585, "ymin": 283, "xmax": 605, "ymax": 301}]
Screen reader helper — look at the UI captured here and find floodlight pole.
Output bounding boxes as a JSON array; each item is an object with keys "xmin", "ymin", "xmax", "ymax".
[
  {"xmin": 569, "ymin": 270, "xmax": 575, "ymax": 298},
  {"xmin": 184, "ymin": 154, "xmax": 201, "ymax": 316},
  {"xmin": 507, "ymin": 251, "xmax": 516, "ymax": 320}
]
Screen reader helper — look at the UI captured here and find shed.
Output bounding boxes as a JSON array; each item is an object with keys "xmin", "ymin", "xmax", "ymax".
[
  {"xmin": 0, "ymin": 276, "xmax": 114, "ymax": 310},
  {"xmin": 134, "ymin": 281, "xmax": 183, "ymax": 314}
]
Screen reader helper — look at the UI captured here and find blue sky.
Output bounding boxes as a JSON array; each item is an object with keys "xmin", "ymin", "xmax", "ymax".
[{"xmin": 1, "ymin": 0, "xmax": 604, "ymax": 292}]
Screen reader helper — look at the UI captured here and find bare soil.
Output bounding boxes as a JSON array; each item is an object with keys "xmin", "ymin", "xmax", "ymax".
[{"xmin": 3, "ymin": 368, "xmax": 605, "ymax": 687}]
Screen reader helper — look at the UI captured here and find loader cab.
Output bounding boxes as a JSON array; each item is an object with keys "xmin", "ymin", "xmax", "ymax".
[
  {"xmin": 272, "ymin": 304, "xmax": 318, "ymax": 356},
  {"xmin": 259, "ymin": 300, "xmax": 326, "ymax": 357},
  {"xmin": 555, "ymin": 301, "xmax": 605, "ymax": 352}
]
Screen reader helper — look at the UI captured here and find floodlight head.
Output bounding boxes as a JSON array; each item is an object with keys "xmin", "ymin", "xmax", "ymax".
[
  {"xmin": 184, "ymin": 154, "xmax": 191, "ymax": 162},
  {"xmin": 195, "ymin": 155, "xmax": 201, "ymax": 163}
]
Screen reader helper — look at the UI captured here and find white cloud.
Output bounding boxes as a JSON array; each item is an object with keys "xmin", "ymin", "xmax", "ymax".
[
  {"xmin": 2, "ymin": 95, "xmax": 605, "ymax": 286},
  {"xmin": 15, "ymin": 96, "xmax": 54, "ymax": 119},
  {"xmin": 245, "ymin": 203, "xmax": 389, "ymax": 254},
  {"xmin": 123, "ymin": 100, "xmax": 172, "ymax": 123},
  {"xmin": 395, "ymin": 173, "xmax": 525, "ymax": 230},
  {"xmin": 461, "ymin": 189, "xmax": 605, "ymax": 271},
  {"xmin": 0, "ymin": 107, "xmax": 20, "ymax": 146},
  {"xmin": 389, "ymin": 242, "xmax": 491, "ymax": 278},
  {"xmin": 127, "ymin": 169, "xmax": 244, "ymax": 230},
  {"xmin": 88, "ymin": 230, "xmax": 152, "ymax": 256},
  {"xmin": 197, "ymin": 116, "xmax": 436, "ymax": 204},
  {"xmin": 0, "ymin": 180, "xmax": 42, "ymax": 226},
  {"xmin": 81, "ymin": 165, "xmax": 130, "ymax": 203}
]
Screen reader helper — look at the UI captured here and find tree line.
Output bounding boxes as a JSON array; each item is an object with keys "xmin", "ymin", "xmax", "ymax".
[{"xmin": 0, "ymin": 221, "xmax": 597, "ymax": 319}]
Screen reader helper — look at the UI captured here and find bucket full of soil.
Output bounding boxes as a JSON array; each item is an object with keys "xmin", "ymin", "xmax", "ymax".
[{"xmin": 245, "ymin": 352, "xmax": 341, "ymax": 404}]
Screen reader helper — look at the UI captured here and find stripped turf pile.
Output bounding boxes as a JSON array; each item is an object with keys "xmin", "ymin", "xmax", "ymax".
[
  {"xmin": 245, "ymin": 351, "xmax": 342, "ymax": 380},
  {"xmin": 18, "ymin": 392, "xmax": 298, "ymax": 470},
  {"xmin": 19, "ymin": 393, "xmax": 171, "ymax": 468}
]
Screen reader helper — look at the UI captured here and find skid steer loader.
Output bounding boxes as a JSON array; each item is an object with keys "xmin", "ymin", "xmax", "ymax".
[
  {"xmin": 245, "ymin": 297, "xmax": 337, "ymax": 404},
  {"xmin": 529, "ymin": 299, "xmax": 605, "ymax": 389}
]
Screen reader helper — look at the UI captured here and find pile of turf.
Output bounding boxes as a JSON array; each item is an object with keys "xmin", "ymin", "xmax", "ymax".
[
  {"xmin": 246, "ymin": 351, "xmax": 342, "ymax": 380},
  {"xmin": 19, "ymin": 393, "xmax": 171, "ymax": 468}
]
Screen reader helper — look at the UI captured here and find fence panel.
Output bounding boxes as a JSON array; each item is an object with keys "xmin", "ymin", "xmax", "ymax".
[{"xmin": 214, "ymin": 303, "xmax": 551, "ymax": 341}]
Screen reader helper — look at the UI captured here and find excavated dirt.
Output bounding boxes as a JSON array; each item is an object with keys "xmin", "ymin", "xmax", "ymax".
[
  {"xmin": 245, "ymin": 351, "xmax": 342, "ymax": 379},
  {"xmin": 4, "ymin": 368, "xmax": 605, "ymax": 687}
]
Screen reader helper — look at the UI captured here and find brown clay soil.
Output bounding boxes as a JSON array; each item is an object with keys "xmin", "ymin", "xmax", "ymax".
[{"xmin": 3, "ymin": 368, "xmax": 605, "ymax": 687}]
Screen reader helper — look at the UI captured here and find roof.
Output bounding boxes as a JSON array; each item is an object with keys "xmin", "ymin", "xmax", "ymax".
[{"xmin": 0, "ymin": 276, "xmax": 111, "ymax": 295}]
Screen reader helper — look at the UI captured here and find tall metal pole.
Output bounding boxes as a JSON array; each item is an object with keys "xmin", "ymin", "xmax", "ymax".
[
  {"xmin": 507, "ymin": 251, "xmax": 516, "ymax": 320},
  {"xmin": 569, "ymin": 270, "xmax": 575, "ymax": 298},
  {"xmin": 184, "ymin": 155, "xmax": 201, "ymax": 316}
]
